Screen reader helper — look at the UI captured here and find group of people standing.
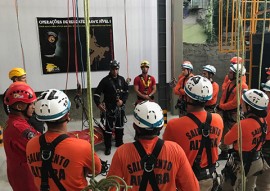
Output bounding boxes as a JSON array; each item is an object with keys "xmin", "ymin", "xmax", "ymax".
[
  {"xmin": 170, "ymin": 57, "xmax": 270, "ymax": 190},
  {"xmin": 2, "ymin": 56, "xmax": 270, "ymax": 191}
]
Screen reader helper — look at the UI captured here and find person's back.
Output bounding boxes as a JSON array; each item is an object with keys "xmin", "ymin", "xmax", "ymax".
[
  {"xmin": 108, "ymin": 137, "xmax": 198, "ymax": 190},
  {"xmin": 27, "ymin": 132, "xmax": 101, "ymax": 190},
  {"xmin": 164, "ymin": 75, "xmax": 223, "ymax": 190},
  {"xmin": 164, "ymin": 111, "xmax": 223, "ymax": 167},
  {"xmin": 26, "ymin": 89, "xmax": 101, "ymax": 190},
  {"xmin": 107, "ymin": 101, "xmax": 199, "ymax": 191},
  {"xmin": 222, "ymin": 89, "xmax": 269, "ymax": 190}
]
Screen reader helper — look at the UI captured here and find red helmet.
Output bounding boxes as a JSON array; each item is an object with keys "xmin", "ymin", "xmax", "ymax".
[
  {"xmin": 230, "ymin": 56, "xmax": 243, "ymax": 64},
  {"xmin": 4, "ymin": 82, "xmax": 36, "ymax": 105}
]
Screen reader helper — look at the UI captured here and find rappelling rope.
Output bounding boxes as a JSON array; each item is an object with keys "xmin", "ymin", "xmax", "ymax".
[
  {"xmin": 13, "ymin": 0, "xmax": 26, "ymax": 70},
  {"xmin": 236, "ymin": 0, "xmax": 245, "ymax": 189},
  {"xmin": 83, "ymin": 0, "xmax": 131, "ymax": 190},
  {"xmin": 124, "ymin": 0, "xmax": 129, "ymax": 78}
]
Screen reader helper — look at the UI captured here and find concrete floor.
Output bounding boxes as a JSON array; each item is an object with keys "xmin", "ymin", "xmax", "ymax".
[{"xmin": 0, "ymin": 113, "xmax": 225, "ymax": 190}]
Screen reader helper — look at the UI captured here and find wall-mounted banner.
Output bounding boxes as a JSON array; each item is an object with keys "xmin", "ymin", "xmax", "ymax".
[{"xmin": 37, "ymin": 17, "xmax": 114, "ymax": 74}]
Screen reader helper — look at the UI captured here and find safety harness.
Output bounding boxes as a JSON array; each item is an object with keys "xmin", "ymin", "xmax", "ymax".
[
  {"xmin": 242, "ymin": 116, "xmax": 267, "ymax": 175},
  {"xmin": 39, "ymin": 134, "xmax": 69, "ymax": 191},
  {"xmin": 138, "ymin": 74, "xmax": 154, "ymax": 101},
  {"xmin": 139, "ymin": 74, "xmax": 151, "ymax": 89},
  {"xmin": 133, "ymin": 138, "xmax": 164, "ymax": 191},
  {"xmin": 186, "ymin": 112, "xmax": 215, "ymax": 180}
]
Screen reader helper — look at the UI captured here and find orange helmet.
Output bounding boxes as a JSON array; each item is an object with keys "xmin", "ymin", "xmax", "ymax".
[
  {"xmin": 9, "ymin": 68, "xmax": 26, "ymax": 79},
  {"xmin": 230, "ymin": 57, "xmax": 243, "ymax": 64}
]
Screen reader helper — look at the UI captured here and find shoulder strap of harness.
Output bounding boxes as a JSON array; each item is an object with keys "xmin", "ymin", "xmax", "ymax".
[
  {"xmin": 39, "ymin": 134, "xmax": 69, "ymax": 191},
  {"xmin": 133, "ymin": 138, "xmax": 164, "ymax": 191},
  {"xmin": 242, "ymin": 116, "xmax": 267, "ymax": 175},
  {"xmin": 224, "ymin": 82, "xmax": 236, "ymax": 103},
  {"xmin": 249, "ymin": 116, "xmax": 267, "ymax": 151},
  {"xmin": 186, "ymin": 112, "xmax": 213, "ymax": 168}
]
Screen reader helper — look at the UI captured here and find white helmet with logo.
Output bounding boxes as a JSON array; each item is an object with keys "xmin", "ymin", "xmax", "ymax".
[
  {"xmin": 182, "ymin": 61, "xmax": 193, "ymax": 70},
  {"xmin": 261, "ymin": 80, "xmax": 270, "ymax": 92},
  {"xmin": 133, "ymin": 101, "xmax": 164, "ymax": 129},
  {"xmin": 184, "ymin": 75, "xmax": 213, "ymax": 102},
  {"xmin": 242, "ymin": 89, "xmax": 269, "ymax": 110},
  {"xmin": 230, "ymin": 63, "xmax": 246, "ymax": 76},
  {"xmin": 35, "ymin": 89, "xmax": 71, "ymax": 122},
  {"xmin": 203, "ymin": 65, "xmax": 216, "ymax": 75}
]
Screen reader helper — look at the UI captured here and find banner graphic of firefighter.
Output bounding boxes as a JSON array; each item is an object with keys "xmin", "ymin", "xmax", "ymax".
[{"xmin": 37, "ymin": 17, "xmax": 114, "ymax": 74}]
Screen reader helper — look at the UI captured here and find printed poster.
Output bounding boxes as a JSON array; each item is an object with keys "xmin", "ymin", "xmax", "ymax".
[{"xmin": 37, "ymin": 17, "xmax": 114, "ymax": 74}]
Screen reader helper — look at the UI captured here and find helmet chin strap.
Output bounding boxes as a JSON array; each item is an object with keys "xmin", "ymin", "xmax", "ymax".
[{"xmin": 185, "ymin": 70, "xmax": 191, "ymax": 77}]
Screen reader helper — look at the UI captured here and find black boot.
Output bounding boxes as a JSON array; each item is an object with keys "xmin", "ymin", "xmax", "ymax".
[
  {"xmin": 218, "ymin": 151, "xmax": 228, "ymax": 160},
  {"xmin": 104, "ymin": 131, "xmax": 112, "ymax": 155},
  {"xmin": 115, "ymin": 128, "xmax": 124, "ymax": 147},
  {"xmin": 104, "ymin": 148, "xmax": 111, "ymax": 155}
]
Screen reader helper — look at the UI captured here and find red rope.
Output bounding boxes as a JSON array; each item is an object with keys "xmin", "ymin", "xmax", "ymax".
[
  {"xmin": 65, "ymin": 0, "xmax": 71, "ymax": 91},
  {"xmin": 72, "ymin": 0, "xmax": 79, "ymax": 83}
]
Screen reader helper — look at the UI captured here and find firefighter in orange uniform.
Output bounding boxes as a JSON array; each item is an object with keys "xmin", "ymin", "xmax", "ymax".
[
  {"xmin": 256, "ymin": 81, "xmax": 270, "ymax": 190},
  {"xmin": 202, "ymin": 65, "xmax": 219, "ymax": 113},
  {"xmin": 134, "ymin": 60, "xmax": 156, "ymax": 105},
  {"xmin": 108, "ymin": 101, "xmax": 199, "ymax": 191},
  {"xmin": 222, "ymin": 56, "xmax": 246, "ymax": 91},
  {"xmin": 222, "ymin": 89, "xmax": 269, "ymax": 191},
  {"xmin": 164, "ymin": 75, "xmax": 224, "ymax": 191},
  {"xmin": 217, "ymin": 63, "xmax": 249, "ymax": 160},
  {"xmin": 26, "ymin": 89, "xmax": 101, "ymax": 191},
  {"xmin": 173, "ymin": 61, "xmax": 194, "ymax": 116}
]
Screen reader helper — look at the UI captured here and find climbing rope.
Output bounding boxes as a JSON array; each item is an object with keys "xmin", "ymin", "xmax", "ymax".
[
  {"xmin": 236, "ymin": 0, "xmax": 246, "ymax": 189},
  {"xmin": 13, "ymin": 0, "xmax": 26, "ymax": 70},
  {"xmin": 83, "ymin": 0, "xmax": 131, "ymax": 190}
]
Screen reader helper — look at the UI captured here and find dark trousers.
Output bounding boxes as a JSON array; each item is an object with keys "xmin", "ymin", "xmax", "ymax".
[{"xmin": 103, "ymin": 109, "xmax": 125, "ymax": 149}]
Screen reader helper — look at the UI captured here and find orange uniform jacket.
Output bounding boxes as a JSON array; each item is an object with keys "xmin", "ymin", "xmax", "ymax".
[
  {"xmin": 206, "ymin": 81, "xmax": 219, "ymax": 106},
  {"xmin": 107, "ymin": 137, "xmax": 199, "ymax": 191},
  {"xmin": 225, "ymin": 117, "xmax": 269, "ymax": 151},
  {"xmin": 173, "ymin": 74, "xmax": 194, "ymax": 98},
  {"xmin": 26, "ymin": 132, "xmax": 101, "ymax": 191},
  {"xmin": 219, "ymin": 81, "xmax": 248, "ymax": 111},
  {"xmin": 222, "ymin": 75, "xmax": 247, "ymax": 91},
  {"xmin": 163, "ymin": 111, "xmax": 224, "ymax": 168}
]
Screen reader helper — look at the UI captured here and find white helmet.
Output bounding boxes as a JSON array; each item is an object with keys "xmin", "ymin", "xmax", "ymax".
[
  {"xmin": 242, "ymin": 89, "xmax": 269, "ymax": 110},
  {"xmin": 182, "ymin": 61, "xmax": 193, "ymax": 70},
  {"xmin": 133, "ymin": 101, "xmax": 164, "ymax": 129},
  {"xmin": 203, "ymin": 65, "xmax": 216, "ymax": 75},
  {"xmin": 230, "ymin": 63, "xmax": 246, "ymax": 76},
  {"xmin": 35, "ymin": 89, "xmax": 71, "ymax": 122},
  {"xmin": 184, "ymin": 75, "xmax": 213, "ymax": 102},
  {"xmin": 261, "ymin": 80, "xmax": 270, "ymax": 92}
]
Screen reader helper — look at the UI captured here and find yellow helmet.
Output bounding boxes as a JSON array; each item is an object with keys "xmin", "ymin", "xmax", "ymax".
[
  {"xmin": 9, "ymin": 68, "xmax": 26, "ymax": 79},
  {"xmin": 141, "ymin": 60, "xmax": 150, "ymax": 68}
]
